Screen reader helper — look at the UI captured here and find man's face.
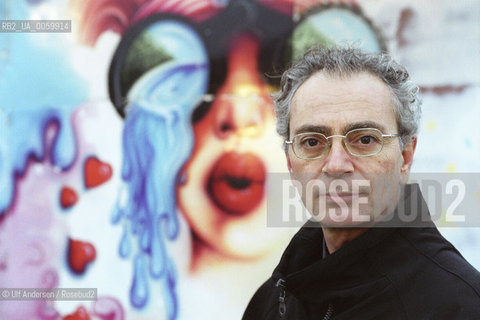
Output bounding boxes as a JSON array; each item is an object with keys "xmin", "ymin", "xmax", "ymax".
[{"xmin": 287, "ymin": 71, "xmax": 416, "ymax": 227}]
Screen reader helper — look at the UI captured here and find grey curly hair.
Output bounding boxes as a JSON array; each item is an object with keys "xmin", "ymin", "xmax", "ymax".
[{"xmin": 273, "ymin": 46, "xmax": 421, "ymax": 149}]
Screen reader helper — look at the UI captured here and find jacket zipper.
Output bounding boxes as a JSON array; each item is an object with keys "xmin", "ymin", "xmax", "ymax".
[
  {"xmin": 275, "ymin": 278, "xmax": 334, "ymax": 320},
  {"xmin": 275, "ymin": 279, "xmax": 287, "ymax": 318},
  {"xmin": 323, "ymin": 303, "xmax": 334, "ymax": 320}
]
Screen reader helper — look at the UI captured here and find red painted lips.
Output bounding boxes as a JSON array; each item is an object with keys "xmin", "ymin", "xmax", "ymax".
[{"xmin": 208, "ymin": 152, "xmax": 266, "ymax": 215}]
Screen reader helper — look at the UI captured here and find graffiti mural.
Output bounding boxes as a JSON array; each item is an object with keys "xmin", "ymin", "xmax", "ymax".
[{"xmin": 1, "ymin": 0, "xmax": 479, "ymax": 319}]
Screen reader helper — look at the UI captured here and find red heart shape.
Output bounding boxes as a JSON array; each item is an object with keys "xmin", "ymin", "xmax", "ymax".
[
  {"xmin": 60, "ymin": 186, "xmax": 78, "ymax": 209},
  {"xmin": 63, "ymin": 306, "xmax": 90, "ymax": 320},
  {"xmin": 84, "ymin": 157, "xmax": 112, "ymax": 189},
  {"xmin": 68, "ymin": 238, "xmax": 96, "ymax": 275}
]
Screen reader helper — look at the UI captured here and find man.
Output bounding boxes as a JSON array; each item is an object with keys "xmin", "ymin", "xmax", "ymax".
[{"xmin": 243, "ymin": 47, "xmax": 480, "ymax": 319}]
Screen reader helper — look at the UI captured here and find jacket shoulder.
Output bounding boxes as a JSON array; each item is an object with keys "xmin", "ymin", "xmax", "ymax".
[
  {"xmin": 390, "ymin": 228, "xmax": 480, "ymax": 316},
  {"xmin": 401, "ymin": 227, "xmax": 480, "ymax": 292}
]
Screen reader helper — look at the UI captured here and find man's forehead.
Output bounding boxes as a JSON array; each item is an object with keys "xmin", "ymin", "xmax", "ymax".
[
  {"xmin": 293, "ymin": 71, "xmax": 392, "ymax": 104},
  {"xmin": 290, "ymin": 71, "xmax": 396, "ymax": 133}
]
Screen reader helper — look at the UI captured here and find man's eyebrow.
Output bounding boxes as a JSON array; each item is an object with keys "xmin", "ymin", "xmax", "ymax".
[
  {"xmin": 344, "ymin": 121, "xmax": 387, "ymax": 133},
  {"xmin": 293, "ymin": 125, "xmax": 331, "ymax": 136},
  {"xmin": 292, "ymin": 121, "xmax": 389, "ymax": 137}
]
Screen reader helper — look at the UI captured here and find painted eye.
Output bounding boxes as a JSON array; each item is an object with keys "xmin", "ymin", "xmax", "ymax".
[
  {"xmin": 110, "ymin": 18, "xmax": 209, "ymax": 117},
  {"xmin": 290, "ymin": 5, "xmax": 385, "ymax": 62}
]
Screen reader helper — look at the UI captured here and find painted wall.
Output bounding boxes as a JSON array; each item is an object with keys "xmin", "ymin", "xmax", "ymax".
[{"xmin": 0, "ymin": 0, "xmax": 478, "ymax": 319}]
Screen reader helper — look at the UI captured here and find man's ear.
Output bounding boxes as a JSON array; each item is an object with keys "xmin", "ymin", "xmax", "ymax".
[
  {"xmin": 285, "ymin": 148, "xmax": 292, "ymax": 172},
  {"xmin": 400, "ymin": 136, "xmax": 417, "ymax": 183}
]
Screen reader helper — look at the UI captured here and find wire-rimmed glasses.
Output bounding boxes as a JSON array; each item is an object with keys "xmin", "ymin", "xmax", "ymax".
[{"xmin": 285, "ymin": 128, "xmax": 399, "ymax": 160}]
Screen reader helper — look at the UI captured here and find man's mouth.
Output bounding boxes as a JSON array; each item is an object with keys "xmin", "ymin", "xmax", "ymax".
[
  {"xmin": 323, "ymin": 192, "xmax": 369, "ymax": 203},
  {"xmin": 207, "ymin": 152, "xmax": 266, "ymax": 215}
]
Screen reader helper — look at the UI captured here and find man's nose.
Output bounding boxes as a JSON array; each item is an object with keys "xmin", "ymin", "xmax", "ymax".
[
  {"xmin": 322, "ymin": 138, "xmax": 354, "ymax": 177},
  {"xmin": 212, "ymin": 34, "xmax": 271, "ymax": 139}
]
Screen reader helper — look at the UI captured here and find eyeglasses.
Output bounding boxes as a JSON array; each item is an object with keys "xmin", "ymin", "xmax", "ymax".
[{"xmin": 285, "ymin": 128, "xmax": 399, "ymax": 160}]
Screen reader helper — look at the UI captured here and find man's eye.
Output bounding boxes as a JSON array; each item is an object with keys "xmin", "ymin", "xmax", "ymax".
[
  {"xmin": 360, "ymin": 136, "xmax": 374, "ymax": 144},
  {"xmin": 299, "ymin": 137, "xmax": 323, "ymax": 148},
  {"xmin": 356, "ymin": 135, "xmax": 381, "ymax": 145},
  {"xmin": 305, "ymin": 138, "xmax": 319, "ymax": 147}
]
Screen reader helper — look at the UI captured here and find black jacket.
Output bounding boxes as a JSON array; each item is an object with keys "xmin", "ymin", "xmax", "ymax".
[{"xmin": 243, "ymin": 184, "xmax": 480, "ymax": 319}]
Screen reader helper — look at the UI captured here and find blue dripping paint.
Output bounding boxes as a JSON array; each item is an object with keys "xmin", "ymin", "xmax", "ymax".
[
  {"xmin": 114, "ymin": 61, "xmax": 208, "ymax": 319},
  {"xmin": 150, "ymin": 215, "xmax": 166, "ymax": 278},
  {"xmin": 140, "ymin": 225, "xmax": 152, "ymax": 253},
  {"xmin": 0, "ymin": 3, "xmax": 87, "ymax": 214},
  {"xmin": 0, "ymin": 109, "xmax": 11, "ymax": 212},
  {"xmin": 112, "ymin": 19, "xmax": 209, "ymax": 319},
  {"xmin": 164, "ymin": 258, "xmax": 178, "ymax": 320},
  {"xmin": 131, "ymin": 254, "xmax": 149, "ymax": 308},
  {"xmin": 119, "ymin": 225, "xmax": 131, "ymax": 258},
  {"xmin": 111, "ymin": 201, "xmax": 124, "ymax": 224}
]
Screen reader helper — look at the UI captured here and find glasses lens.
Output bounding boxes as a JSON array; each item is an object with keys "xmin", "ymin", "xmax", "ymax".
[
  {"xmin": 345, "ymin": 129, "xmax": 383, "ymax": 156},
  {"xmin": 293, "ymin": 133, "xmax": 329, "ymax": 159}
]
